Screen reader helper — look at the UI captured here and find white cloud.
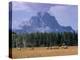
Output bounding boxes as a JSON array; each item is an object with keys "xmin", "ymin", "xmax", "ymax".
[
  {"xmin": 12, "ymin": 17, "xmax": 32, "ymax": 30},
  {"xmin": 48, "ymin": 5, "xmax": 72, "ymax": 26},
  {"xmin": 56, "ymin": 29, "xmax": 58, "ymax": 31},
  {"xmin": 48, "ymin": 5, "xmax": 78, "ymax": 31},
  {"xmin": 12, "ymin": 20, "xmax": 22, "ymax": 30},
  {"xmin": 12, "ymin": 1, "xmax": 32, "ymax": 12},
  {"xmin": 36, "ymin": 26, "xmax": 51, "ymax": 32},
  {"xmin": 22, "ymin": 19, "xmax": 32, "ymax": 26}
]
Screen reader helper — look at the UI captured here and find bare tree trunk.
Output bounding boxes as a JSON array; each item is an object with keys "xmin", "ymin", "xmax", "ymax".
[{"xmin": 23, "ymin": 39, "xmax": 26, "ymax": 48}]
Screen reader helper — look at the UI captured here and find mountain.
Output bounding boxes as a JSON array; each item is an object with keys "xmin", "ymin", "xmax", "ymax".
[{"xmin": 13, "ymin": 12, "xmax": 74, "ymax": 33}]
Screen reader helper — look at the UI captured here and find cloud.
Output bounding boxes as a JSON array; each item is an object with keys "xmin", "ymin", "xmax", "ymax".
[
  {"xmin": 21, "ymin": 19, "xmax": 32, "ymax": 27},
  {"xmin": 27, "ymin": 3, "xmax": 52, "ymax": 12},
  {"xmin": 12, "ymin": 20, "xmax": 22, "ymax": 30},
  {"xmin": 12, "ymin": 1, "xmax": 53, "ymax": 12},
  {"xmin": 48, "ymin": 5, "xmax": 69, "ymax": 25},
  {"xmin": 12, "ymin": 1, "xmax": 33, "ymax": 12},
  {"xmin": 36, "ymin": 26, "xmax": 51, "ymax": 32},
  {"xmin": 48, "ymin": 5, "xmax": 78, "ymax": 30}
]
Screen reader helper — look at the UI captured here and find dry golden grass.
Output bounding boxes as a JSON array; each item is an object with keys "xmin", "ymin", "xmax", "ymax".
[{"xmin": 10, "ymin": 46, "xmax": 78, "ymax": 59}]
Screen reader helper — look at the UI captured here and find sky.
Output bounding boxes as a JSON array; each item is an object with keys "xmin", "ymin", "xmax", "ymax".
[{"xmin": 11, "ymin": 1, "xmax": 78, "ymax": 31}]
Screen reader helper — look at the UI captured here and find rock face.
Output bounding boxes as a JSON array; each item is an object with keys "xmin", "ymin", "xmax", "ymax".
[{"xmin": 13, "ymin": 12, "xmax": 74, "ymax": 33}]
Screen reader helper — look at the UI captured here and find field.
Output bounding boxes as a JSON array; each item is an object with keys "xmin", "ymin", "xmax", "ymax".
[{"xmin": 10, "ymin": 46, "xmax": 78, "ymax": 59}]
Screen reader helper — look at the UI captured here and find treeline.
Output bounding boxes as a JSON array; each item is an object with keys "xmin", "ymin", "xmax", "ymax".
[{"xmin": 10, "ymin": 32, "xmax": 78, "ymax": 48}]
